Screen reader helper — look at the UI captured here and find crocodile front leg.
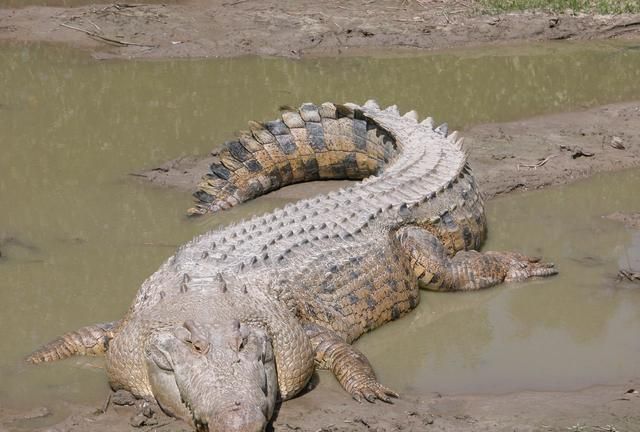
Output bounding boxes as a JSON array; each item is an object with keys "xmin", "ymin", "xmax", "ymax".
[
  {"xmin": 397, "ymin": 226, "xmax": 557, "ymax": 291},
  {"xmin": 304, "ymin": 324, "xmax": 398, "ymax": 403}
]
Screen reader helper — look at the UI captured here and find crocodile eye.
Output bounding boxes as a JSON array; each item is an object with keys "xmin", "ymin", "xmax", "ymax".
[{"xmin": 191, "ymin": 339, "xmax": 210, "ymax": 355}]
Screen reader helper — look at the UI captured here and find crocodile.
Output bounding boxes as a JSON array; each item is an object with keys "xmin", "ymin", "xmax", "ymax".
[{"xmin": 27, "ymin": 101, "xmax": 557, "ymax": 432}]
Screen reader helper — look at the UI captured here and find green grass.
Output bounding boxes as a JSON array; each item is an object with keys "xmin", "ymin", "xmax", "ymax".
[{"xmin": 476, "ymin": 0, "xmax": 640, "ymax": 13}]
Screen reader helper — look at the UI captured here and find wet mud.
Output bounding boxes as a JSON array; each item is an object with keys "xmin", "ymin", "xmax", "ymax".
[
  {"xmin": 605, "ymin": 211, "xmax": 640, "ymax": 230},
  {"xmin": 4, "ymin": 379, "xmax": 639, "ymax": 432}
]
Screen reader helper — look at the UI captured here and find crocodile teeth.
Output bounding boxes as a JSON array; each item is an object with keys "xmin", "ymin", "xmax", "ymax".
[
  {"xmin": 402, "ymin": 110, "xmax": 419, "ymax": 122},
  {"xmin": 420, "ymin": 117, "xmax": 435, "ymax": 128},
  {"xmin": 448, "ymin": 131, "xmax": 459, "ymax": 143}
]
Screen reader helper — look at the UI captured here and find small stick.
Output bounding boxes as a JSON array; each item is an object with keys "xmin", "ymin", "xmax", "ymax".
[
  {"xmin": 142, "ymin": 420, "xmax": 175, "ymax": 432},
  {"xmin": 128, "ymin": 172, "xmax": 148, "ymax": 178},
  {"xmin": 114, "ymin": 3, "xmax": 145, "ymax": 9},
  {"xmin": 60, "ymin": 23, "xmax": 155, "ymax": 47},
  {"xmin": 224, "ymin": 0, "xmax": 251, "ymax": 5},
  {"xmin": 517, "ymin": 154, "xmax": 557, "ymax": 170},
  {"xmin": 87, "ymin": 19, "xmax": 101, "ymax": 32},
  {"xmin": 101, "ymin": 392, "xmax": 112, "ymax": 414}
]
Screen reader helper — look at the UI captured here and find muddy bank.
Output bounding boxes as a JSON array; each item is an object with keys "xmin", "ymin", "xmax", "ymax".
[
  {"xmin": 467, "ymin": 101, "xmax": 640, "ymax": 198},
  {"xmin": 137, "ymin": 101, "xmax": 640, "ymax": 208},
  {"xmin": 3, "ymin": 378, "xmax": 639, "ymax": 432},
  {"xmin": 2, "ymin": 0, "xmax": 640, "ymax": 60}
]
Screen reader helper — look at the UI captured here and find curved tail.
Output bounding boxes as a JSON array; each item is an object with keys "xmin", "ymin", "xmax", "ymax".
[
  {"xmin": 26, "ymin": 321, "xmax": 119, "ymax": 364},
  {"xmin": 188, "ymin": 102, "xmax": 398, "ymax": 216}
]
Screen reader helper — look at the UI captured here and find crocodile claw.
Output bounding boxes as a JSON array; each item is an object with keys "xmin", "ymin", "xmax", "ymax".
[
  {"xmin": 351, "ymin": 380, "xmax": 398, "ymax": 404},
  {"xmin": 503, "ymin": 253, "xmax": 558, "ymax": 282}
]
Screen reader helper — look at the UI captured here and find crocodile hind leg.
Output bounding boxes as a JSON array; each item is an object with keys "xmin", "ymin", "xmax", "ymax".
[
  {"xmin": 397, "ymin": 226, "xmax": 557, "ymax": 291},
  {"xmin": 305, "ymin": 324, "xmax": 398, "ymax": 403}
]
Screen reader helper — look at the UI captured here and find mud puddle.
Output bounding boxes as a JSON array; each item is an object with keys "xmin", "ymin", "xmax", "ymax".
[
  {"xmin": 356, "ymin": 168, "xmax": 640, "ymax": 395},
  {"xmin": 1, "ymin": 41, "xmax": 639, "ymax": 422}
]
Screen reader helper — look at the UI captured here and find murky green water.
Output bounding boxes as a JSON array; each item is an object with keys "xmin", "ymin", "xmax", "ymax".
[
  {"xmin": 1, "ymin": 41, "xmax": 640, "ymax": 421},
  {"xmin": 358, "ymin": 168, "xmax": 640, "ymax": 394}
]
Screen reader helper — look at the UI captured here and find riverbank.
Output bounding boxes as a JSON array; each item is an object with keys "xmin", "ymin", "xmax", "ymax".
[
  {"xmin": 3, "ymin": 377, "xmax": 638, "ymax": 431},
  {"xmin": 2, "ymin": 0, "xmax": 640, "ymax": 60}
]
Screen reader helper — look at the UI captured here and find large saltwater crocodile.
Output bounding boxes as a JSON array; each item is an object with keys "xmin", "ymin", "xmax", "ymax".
[{"xmin": 27, "ymin": 101, "xmax": 557, "ymax": 432}]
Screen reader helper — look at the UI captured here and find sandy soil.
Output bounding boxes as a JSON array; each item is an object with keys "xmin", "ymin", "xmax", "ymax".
[{"xmin": 2, "ymin": 0, "xmax": 640, "ymax": 60}]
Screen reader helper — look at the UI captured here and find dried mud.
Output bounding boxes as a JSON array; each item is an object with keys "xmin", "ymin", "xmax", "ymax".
[{"xmin": 2, "ymin": 0, "xmax": 640, "ymax": 60}]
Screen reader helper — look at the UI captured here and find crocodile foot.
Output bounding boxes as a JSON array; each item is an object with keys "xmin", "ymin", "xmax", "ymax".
[
  {"xmin": 398, "ymin": 226, "xmax": 558, "ymax": 291},
  {"xmin": 306, "ymin": 324, "xmax": 398, "ymax": 404},
  {"xmin": 349, "ymin": 378, "xmax": 399, "ymax": 403},
  {"xmin": 489, "ymin": 252, "xmax": 558, "ymax": 282}
]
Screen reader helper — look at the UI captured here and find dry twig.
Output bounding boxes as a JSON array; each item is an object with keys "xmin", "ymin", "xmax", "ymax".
[
  {"xmin": 516, "ymin": 154, "xmax": 557, "ymax": 170},
  {"xmin": 60, "ymin": 23, "xmax": 156, "ymax": 47}
]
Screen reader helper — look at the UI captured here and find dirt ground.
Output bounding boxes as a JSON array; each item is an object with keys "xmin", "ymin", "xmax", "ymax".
[
  {"xmin": 3, "ymin": 378, "xmax": 640, "ymax": 432},
  {"xmin": 2, "ymin": 1, "xmax": 640, "ymax": 431},
  {"xmin": 2, "ymin": 0, "xmax": 640, "ymax": 60}
]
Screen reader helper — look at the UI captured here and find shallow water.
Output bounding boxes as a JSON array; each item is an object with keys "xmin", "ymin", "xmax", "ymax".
[
  {"xmin": 1, "ymin": 41, "xmax": 640, "ymax": 420},
  {"xmin": 357, "ymin": 168, "xmax": 640, "ymax": 394}
]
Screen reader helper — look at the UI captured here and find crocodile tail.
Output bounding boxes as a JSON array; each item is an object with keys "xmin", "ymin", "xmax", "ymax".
[
  {"xmin": 188, "ymin": 101, "xmax": 397, "ymax": 216},
  {"xmin": 25, "ymin": 321, "xmax": 119, "ymax": 364}
]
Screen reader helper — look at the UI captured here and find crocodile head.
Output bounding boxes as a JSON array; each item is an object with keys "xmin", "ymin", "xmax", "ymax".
[{"xmin": 144, "ymin": 319, "xmax": 277, "ymax": 432}]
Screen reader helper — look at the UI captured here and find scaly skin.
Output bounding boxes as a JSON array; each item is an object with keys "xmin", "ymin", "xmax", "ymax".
[{"xmin": 26, "ymin": 101, "xmax": 557, "ymax": 432}]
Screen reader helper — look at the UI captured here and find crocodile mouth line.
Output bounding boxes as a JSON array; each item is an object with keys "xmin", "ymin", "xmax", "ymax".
[{"xmin": 181, "ymin": 397, "xmax": 209, "ymax": 432}]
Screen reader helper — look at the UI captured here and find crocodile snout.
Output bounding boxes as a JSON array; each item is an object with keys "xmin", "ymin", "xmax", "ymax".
[{"xmin": 202, "ymin": 405, "xmax": 267, "ymax": 432}]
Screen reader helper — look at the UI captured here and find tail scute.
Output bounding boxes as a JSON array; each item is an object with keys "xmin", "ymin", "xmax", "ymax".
[
  {"xmin": 188, "ymin": 102, "xmax": 393, "ymax": 216},
  {"xmin": 26, "ymin": 321, "xmax": 118, "ymax": 364}
]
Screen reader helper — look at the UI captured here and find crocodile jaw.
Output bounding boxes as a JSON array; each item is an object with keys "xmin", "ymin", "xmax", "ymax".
[{"xmin": 144, "ymin": 320, "xmax": 277, "ymax": 432}]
